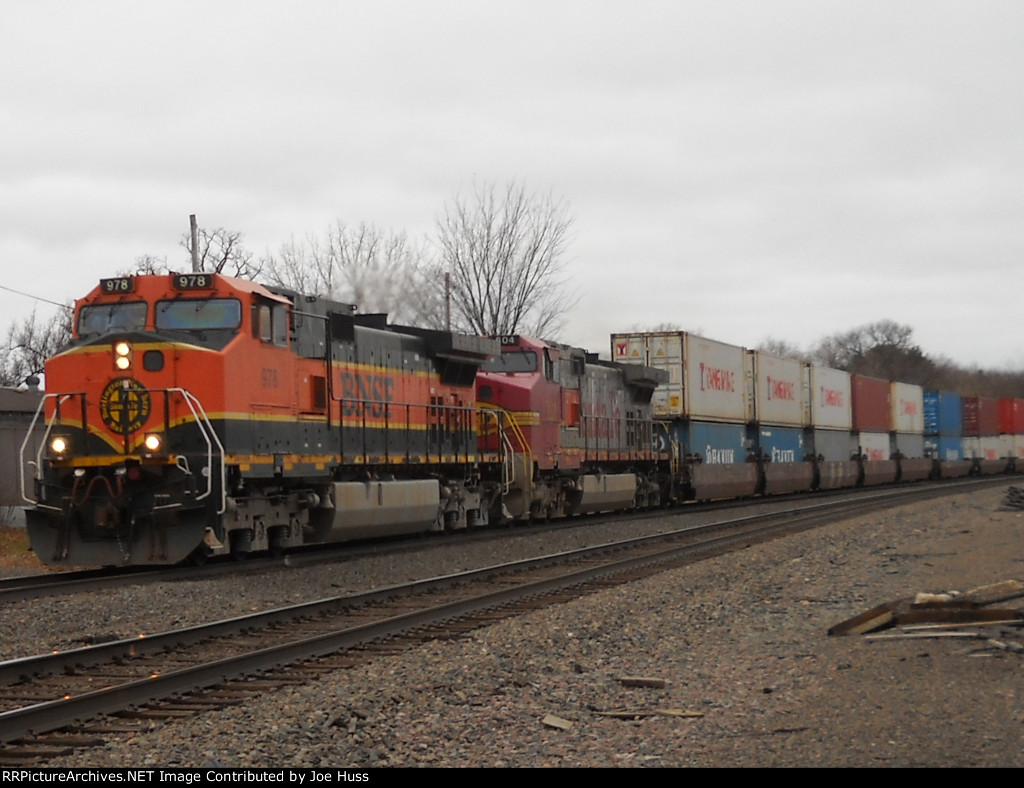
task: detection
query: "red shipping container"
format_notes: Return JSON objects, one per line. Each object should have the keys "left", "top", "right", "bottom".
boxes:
{"left": 963, "top": 396, "right": 1000, "bottom": 436}
{"left": 998, "top": 398, "right": 1024, "bottom": 434}
{"left": 851, "top": 374, "right": 890, "bottom": 432}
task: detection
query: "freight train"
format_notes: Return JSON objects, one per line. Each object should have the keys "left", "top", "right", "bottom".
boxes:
{"left": 19, "top": 273, "right": 1022, "bottom": 568}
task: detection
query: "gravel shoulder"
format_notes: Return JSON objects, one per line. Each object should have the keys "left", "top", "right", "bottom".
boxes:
{"left": 9, "top": 481, "right": 1024, "bottom": 768}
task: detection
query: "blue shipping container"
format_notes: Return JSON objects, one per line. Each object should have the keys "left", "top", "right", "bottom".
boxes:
{"left": 924, "top": 435, "right": 963, "bottom": 461}
{"left": 660, "top": 420, "right": 749, "bottom": 465}
{"left": 749, "top": 425, "right": 805, "bottom": 463}
{"left": 924, "top": 391, "right": 963, "bottom": 436}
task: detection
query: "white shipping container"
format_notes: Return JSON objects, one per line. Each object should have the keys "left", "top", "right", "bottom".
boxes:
{"left": 1009, "top": 435, "right": 1024, "bottom": 459}
{"left": 890, "top": 382, "right": 924, "bottom": 434}
{"left": 747, "top": 351, "right": 805, "bottom": 427}
{"left": 854, "top": 431, "right": 890, "bottom": 462}
{"left": 611, "top": 331, "right": 747, "bottom": 422}
{"left": 804, "top": 365, "right": 852, "bottom": 431}
{"left": 962, "top": 436, "right": 1007, "bottom": 460}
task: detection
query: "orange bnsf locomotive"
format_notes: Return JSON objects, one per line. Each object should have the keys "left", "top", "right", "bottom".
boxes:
{"left": 23, "top": 273, "right": 504, "bottom": 566}
{"left": 22, "top": 274, "right": 667, "bottom": 567}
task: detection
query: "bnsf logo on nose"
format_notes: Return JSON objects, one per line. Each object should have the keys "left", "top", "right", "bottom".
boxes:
{"left": 339, "top": 372, "right": 394, "bottom": 418}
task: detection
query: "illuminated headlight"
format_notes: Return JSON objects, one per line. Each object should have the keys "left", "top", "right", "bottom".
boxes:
{"left": 143, "top": 433, "right": 163, "bottom": 454}
{"left": 114, "top": 340, "right": 132, "bottom": 371}
{"left": 49, "top": 435, "right": 71, "bottom": 458}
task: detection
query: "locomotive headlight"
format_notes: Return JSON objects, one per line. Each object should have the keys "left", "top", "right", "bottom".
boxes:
{"left": 114, "top": 340, "right": 132, "bottom": 371}
{"left": 49, "top": 435, "right": 71, "bottom": 458}
{"left": 142, "top": 433, "right": 164, "bottom": 454}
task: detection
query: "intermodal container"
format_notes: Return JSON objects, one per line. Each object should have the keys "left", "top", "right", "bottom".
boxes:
{"left": 805, "top": 427, "right": 855, "bottom": 462}
{"left": 893, "top": 433, "right": 925, "bottom": 459}
{"left": 963, "top": 435, "right": 1006, "bottom": 460}
{"left": 803, "top": 365, "right": 852, "bottom": 431}
{"left": 923, "top": 391, "right": 962, "bottom": 436}
{"left": 854, "top": 431, "right": 890, "bottom": 462}
{"left": 924, "top": 435, "right": 964, "bottom": 462}
{"left": 1005, "top": 435, "right": 1024, "bottom": 460}
{"left": 746, "top": 351, "right": 805, "bottom": 427}
{"left": 749, "top": 425, "right": 805, "bottom": 463}
{"left": 851, "top": 375, "right": 890, "bottom": 433}
{"left": 660, "top": 419, "right": 749, "bottom": 465}
{"left": 962, "top": 396, "right": 1000, "bottom": 436}
{"left": 611, "top": 332, "right": 747, "bottom": 422}
{"left": 998, "top": 398, "right": 1024, "bottom": 435}
{"left": 890, "top": 382, "right": 924, "bottom": 435}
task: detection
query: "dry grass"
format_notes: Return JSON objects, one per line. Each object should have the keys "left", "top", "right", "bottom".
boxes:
{"left": 0, "top": 526, "right": 44, "bottom": 570}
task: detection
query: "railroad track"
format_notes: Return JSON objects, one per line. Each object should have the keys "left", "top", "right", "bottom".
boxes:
{"left": 1, "top": 477, "right": 1012, "bottom": 764}
{"left": 1, "top": 476, "right": 1010, "bottom": 603}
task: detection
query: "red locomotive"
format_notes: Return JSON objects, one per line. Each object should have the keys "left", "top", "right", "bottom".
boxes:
{"left": 476, "top": 335, "right": 667, "bottom": 520}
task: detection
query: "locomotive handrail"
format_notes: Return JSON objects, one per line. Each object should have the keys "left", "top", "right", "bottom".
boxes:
{"left": 165, "top": 388, "right": 227, "bottom": 514}
{"left": 20, "top": 392, "right": 80, "bottom": 506}
{"left": 478, "top": 403, "right": 531, "bottom": 495}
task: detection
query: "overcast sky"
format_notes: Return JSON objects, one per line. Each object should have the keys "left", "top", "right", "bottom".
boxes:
{"left": 3, "top": 1, "right": 1022, "bottom": 370}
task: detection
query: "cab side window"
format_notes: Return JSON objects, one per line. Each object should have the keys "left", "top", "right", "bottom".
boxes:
{"left": 254, "top": 302, "right": 289, "bottom": 347}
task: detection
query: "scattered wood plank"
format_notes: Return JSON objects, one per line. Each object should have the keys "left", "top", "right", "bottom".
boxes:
{"left": 615, "top": 676, "right": 670, "bottom": 688}
{"left": 828, "top": 600, "right": 903, "bottom": 636}
{"left": 541, "top": 714, "right": 573, "bottom": 730}
{"left": 965, "top": 580, "right": 1024, "bottom": 605}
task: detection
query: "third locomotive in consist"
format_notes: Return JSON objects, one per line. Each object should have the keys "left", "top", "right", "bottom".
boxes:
{"left": 20, "top": 272, "right": 1023, "bottom": 568}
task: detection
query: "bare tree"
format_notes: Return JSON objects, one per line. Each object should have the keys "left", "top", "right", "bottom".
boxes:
{"left": 263, "top": 221, "right": 435, "bottom": 324}
{"left": 436, "top": 180, "right": 577, "bottom": 339}
{"left": 0, "top": 306, "right": 73, "bottom": 387}
{"left": 811, "top": 320, "right": 938, "bottom": 384}
{"left": 758, "top": 337, "right": 810, "bottom": 361}
{"left": 181, "top": 226, "right": 261, "bottom": 279}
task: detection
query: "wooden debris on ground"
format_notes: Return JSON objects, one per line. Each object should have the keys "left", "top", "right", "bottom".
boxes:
{"left": 829, "top": 579, "right": 1024, "bottom": 653}
{"left": 1001, "top": 486, "right": 1024, "bottom": 510}
{"left": 594, "top": 708, "right": 704, "bottom": 720}
{"left": 541, "top": 714, "right": 574, "bottom": 730}
{"left": 615, "top": 676, "right": 671, "bottom": 689}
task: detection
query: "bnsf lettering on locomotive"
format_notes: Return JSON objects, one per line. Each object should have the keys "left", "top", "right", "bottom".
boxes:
{"left": 340, "top": 372, "right": 394, "bottom": 418}
{"left": 766, "top": 376, "right": 795, "bottom": 401}
{"left": 820, "top": 387, "right": 844, "bottom": 408}
{"left": 699, "top": 363, "right": 735, "bottom": 393}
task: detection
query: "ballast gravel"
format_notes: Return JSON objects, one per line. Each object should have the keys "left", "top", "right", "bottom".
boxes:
{"left": 5, "top": 483, "right": 1024, "bottom": 768}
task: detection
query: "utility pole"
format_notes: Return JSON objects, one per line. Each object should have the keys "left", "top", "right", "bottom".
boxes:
{"left": 190, "top": 214, "right": 200, "bottom": 272}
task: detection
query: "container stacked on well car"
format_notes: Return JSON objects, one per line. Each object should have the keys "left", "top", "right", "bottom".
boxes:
{"left": 612, "top": 331, "right": 758, "bottom": 501}
{"left": 963, "top": 396, "right": 1005, "bottom": 474}
{"left": 998, "top": 397, "right": 1024, "bottom": 473}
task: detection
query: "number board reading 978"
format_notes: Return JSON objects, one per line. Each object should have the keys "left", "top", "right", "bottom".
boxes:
{"left": 173, "top": 273, "right": 215, "bottom": 290}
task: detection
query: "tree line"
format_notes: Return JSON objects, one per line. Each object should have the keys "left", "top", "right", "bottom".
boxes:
{"left": 2, "top": 179, "right": 1022, "bottom": 398}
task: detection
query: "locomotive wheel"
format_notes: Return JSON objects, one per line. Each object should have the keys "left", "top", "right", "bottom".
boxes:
{"left": 230, "top": 529, "right": 253, "bottom": 560}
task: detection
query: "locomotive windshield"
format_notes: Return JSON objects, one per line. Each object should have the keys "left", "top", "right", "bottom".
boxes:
{"left": 155, "top": 298, "right": 242, "bottom": 331}
{"left": 77, "top": 302, "right": 148, "bottom": 337}
{"left": 481, "top": 349, "right": 538, "bottom": 373}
